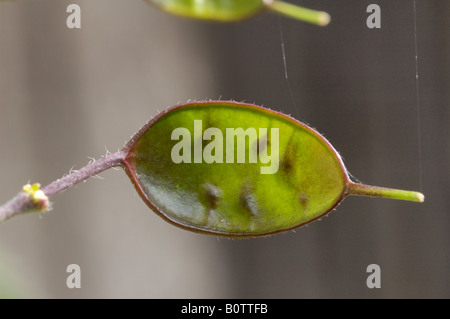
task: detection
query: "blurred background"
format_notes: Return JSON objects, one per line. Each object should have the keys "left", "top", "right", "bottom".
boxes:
{"left": 0, "top": 0, "right": 448, "bottom": 298}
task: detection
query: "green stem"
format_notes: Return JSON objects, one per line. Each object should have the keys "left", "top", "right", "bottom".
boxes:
{"left": 347, "top": 182, "right": 424, "bottom": 202}
{"left": 266, "top": 1, "right": 331, "bottom": 26}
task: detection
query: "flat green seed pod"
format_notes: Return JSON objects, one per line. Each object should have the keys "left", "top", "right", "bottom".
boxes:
{"left": 145, "top": 0, "right": 331, "bottom": 25}
{"left": 122, "top": 101, "right": 423, "bottom": 237}
{"left": 147, "top": 0, "right": 263, "bottom": 21}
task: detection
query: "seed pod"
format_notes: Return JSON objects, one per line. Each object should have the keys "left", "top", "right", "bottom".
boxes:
{"left": 122, "top": 101, "right": 423, "bottom": 237}
{"left": 144, "top": 0, "right": 331, "bottom": 25}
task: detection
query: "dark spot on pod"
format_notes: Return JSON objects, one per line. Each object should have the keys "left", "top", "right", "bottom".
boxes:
{"left": 280, "top": 133, "right": 298, "bottom": 174}
{"left": 280, "top": 156, "right": 294, "bottom": 173}
{"left": 202, "top": 183, "right": 222, "bottom": 209}
{"left": 255, "top": 134, "right": 270, "bottom": 154}
{"left": 299, "top": 192, "right": 309, "bottom": 208}
{"left": 299, "top": 192, "right": 309, "bottom": 221}
{"left": 280, "top": 146, "right": 296, "bottom": 174}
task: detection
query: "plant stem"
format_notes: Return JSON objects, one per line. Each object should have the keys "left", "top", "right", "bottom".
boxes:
{"left": 347, "top": 182, "right": 424, "bottom": 202}
{"left": 41, "top": 151, "right": 124, "bottom": 196}
{"left": 0, "top": 151, "right": 125, "bottom": 223}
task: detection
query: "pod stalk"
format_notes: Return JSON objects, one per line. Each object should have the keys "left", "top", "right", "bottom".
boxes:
{"left": 347, "top": 182, "right": 424, "bottom": 202}
{"left": 265, "top": 0, "right": 331, "bottom": 26}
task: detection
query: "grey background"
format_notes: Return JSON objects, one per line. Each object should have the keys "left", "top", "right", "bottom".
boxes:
{"left": 0, "top": 0, "right": 448, "bottom": 298}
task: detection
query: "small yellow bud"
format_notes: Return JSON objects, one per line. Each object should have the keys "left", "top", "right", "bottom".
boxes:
{"left": 22, "top": 183, "right": 49, "bottom": 211}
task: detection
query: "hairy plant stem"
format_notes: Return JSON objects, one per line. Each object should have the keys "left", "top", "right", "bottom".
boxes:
{"left": 0, "top": 151, "right": 125, "bottom": 223}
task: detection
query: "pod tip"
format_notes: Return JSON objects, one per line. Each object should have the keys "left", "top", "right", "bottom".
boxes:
{"left": 417, "top": 192, "right": 425, "bottom": 203}
{"left": 318, "top": 12, "right": 331, "bottom": 26}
